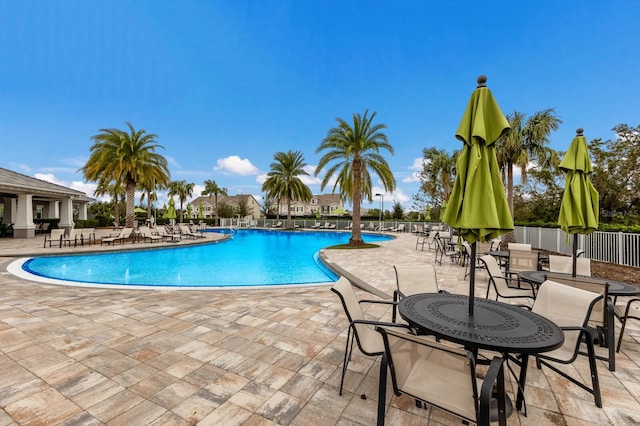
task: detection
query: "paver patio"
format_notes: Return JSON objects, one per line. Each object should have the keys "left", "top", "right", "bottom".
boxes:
{"left": 0, "top": 231, "right": 639, "bottom": 425}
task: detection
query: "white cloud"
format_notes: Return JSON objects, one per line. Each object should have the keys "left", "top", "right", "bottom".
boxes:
{"left": 71, "top": 181, "right": 98, "bottom": 198}
{"left": 34, "top": 173, "right": 61, "bottom": 185}
{"left": 214, "top": 156, "right": 259, "bottom": 176}
{"left": 255, "top": 173, "right": 268, "bottom": 185}
{"left": 402, "top": 157, "right": 425, "bottom": 183}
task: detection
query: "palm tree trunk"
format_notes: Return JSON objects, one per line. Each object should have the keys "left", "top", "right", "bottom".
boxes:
{"left": 113, "top": 194, "right": 120, "bottom": 227}
{"left": 350, "top": 158, "right": 364, "bottom": 245}
{"left": 286, "top": 199, "right": 292, "bottom": 228}
{"left": 126, "top": 182, "right": 135, "bottom": 228}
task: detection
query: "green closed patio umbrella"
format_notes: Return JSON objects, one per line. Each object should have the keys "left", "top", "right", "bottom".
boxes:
{"left": 557, "top": 128, "right": 599, "bottom": 277}
{"left": 442, "top": 75, "right": 513, "bottom": 315}
{"left": 166, "top": 197, "right": 177, "bottom": 225}
{"left": 186, "top": 204, "right": 192, "bottom": 220}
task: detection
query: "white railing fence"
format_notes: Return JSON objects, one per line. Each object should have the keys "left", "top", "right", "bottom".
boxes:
{"left": 515, "top": 226, "right": 640, "bottom": 268}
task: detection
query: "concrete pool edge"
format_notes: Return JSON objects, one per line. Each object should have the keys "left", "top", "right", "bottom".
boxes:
{"left": 318, "top": 249, "right": 391, "bottom": 299}
{"left": 7, "top": 257, "right": 335, "bottom": 291}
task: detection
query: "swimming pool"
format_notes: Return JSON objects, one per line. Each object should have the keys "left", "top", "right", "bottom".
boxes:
{"left": 17, "top": 229, "right": 393, "bottom": 288}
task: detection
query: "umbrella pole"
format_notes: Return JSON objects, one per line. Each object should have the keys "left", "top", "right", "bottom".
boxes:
{"left": 469, "top": 241, "right": 476, "bottom": 316}
{"left": 572, "top": 234, "right": 578, "bottom": 277}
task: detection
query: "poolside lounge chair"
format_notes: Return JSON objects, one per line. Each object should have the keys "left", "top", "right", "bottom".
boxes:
{"left": 44, "top": 229, "right": 72, "bottom": 248}
{"left": 393, "top": 223, "right": 405, "bottom": 232}
{"left": 273, "top": 221, "right": 283, "bottom": 228}
{"left": 138, "top": 226, "right": 164, "bottom": 242}
{"left": 79, "top": 228, "right": 96, "bottom": 246}
{"left": 310, "top": 222, "right": 321, "bottom": 229}
{"left": 101, "top": 227, "right": 133, "bottom": 245}
{"left": 179, "top": 224, "right": 199, "bottom": 239}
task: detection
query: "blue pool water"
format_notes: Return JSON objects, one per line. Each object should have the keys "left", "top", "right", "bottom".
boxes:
{"left": 22, "top": 229, "right": 392, "bottom": 288}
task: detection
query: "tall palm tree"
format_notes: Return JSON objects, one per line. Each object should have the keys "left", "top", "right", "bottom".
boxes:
{"left": 496, "top": 109, "right": 562, "bottom": 216}
{"left": 201, "top": 179, "right": 228, "bottom": 225}
{"left": 315, "top": 110, "right": 396, "bottom": 246}
{"left": 82, "top": 122, "right": 170, "bottom": 228}
{"left": 168, "top": 180, "right": 195, "bottom": 223}
{"left": 261, "top": 150, "right": 312, "bottom": 228}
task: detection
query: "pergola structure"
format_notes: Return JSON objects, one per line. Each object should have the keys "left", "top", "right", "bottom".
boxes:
{"left": 0, "top": 167, "right": 93, "bottom": 238}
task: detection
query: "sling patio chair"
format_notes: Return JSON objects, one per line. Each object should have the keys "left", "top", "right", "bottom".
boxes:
{"left": 44, "top": 228, "right": 72, "bottom": 248}
{"left": 434, "top": 235, "right": 460, "bottom": 265}
{"left": 375, "top": 325, "right": 511, "bottom": 426}
{"left": 548, "top": 255, "right": 591, "bottom": 276}
{"left": 529, "top": 280, "right": 605, "bottom": 407}
{"left": 614, "top": 297, "right": 640, "bottom": 352}
{"left": 330, "top": 276, "right": 404, "bottom": 396}
{"left": 391, "top": 264, "right": 447, "bottom": 322}
{"left": 543, "top": 272, "right": 615, "bottom": 371}
{"left": 479, "top": 255, "right": 536, "bottom": 307}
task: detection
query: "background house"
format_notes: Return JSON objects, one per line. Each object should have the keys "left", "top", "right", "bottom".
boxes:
{"left": 280, "top": 194, "right": 345, "bottom": 217}
{"left": 188, "top": 194, "right": 262, "bottom": 220}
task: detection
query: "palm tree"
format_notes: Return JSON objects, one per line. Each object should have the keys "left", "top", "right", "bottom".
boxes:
{"left": 261, "top": 150, "right": 312, "bottom": 228}
{"left": 201, "top": 179, "right": 228, "bottom": 226}
{"left": 82, "top": 122, "right": 170, "bottom": 228}
{"left": 496, "top": 109, "right": 562, "bottom": 216}
{"left": 139, "top": 177, "right": 164, "bottom": 221}
{"left": 315, "top": 110, "right": 396, "bottom": 245}
{"left": 419, "top": 147, "right": 457, "bottom": 208}
{"left": 168, "top": 180, "right": 195, "bottom": 223}
{"left": 94, "top": 180, "right": 125, "bottom": 227}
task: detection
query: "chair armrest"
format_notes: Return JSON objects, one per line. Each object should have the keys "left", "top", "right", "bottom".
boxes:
{"left": 353, "top": 319, "right": 411, "bottom": 329}
{"left": 359, "top": 299, "right": 397, "bottom": 307}
{"left": 479, "top": 356, "right": 506, "bottom": 425}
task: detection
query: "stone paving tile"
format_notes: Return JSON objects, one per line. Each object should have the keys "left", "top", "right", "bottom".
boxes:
{"left": 1, "top": 232, "right": 639, "bottom": 424}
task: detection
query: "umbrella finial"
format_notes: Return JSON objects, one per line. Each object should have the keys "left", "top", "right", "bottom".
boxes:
{"left": 576, "top": 128, "right": 584, "bottom": 136}
{"left": 477, "top": 75, "right": 487, "bottom": 87}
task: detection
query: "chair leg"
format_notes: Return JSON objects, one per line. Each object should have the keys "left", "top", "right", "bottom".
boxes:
{"left": 616, "top": 317, "right": 627, "bottom": 353}
{"left": 585, "top": 336, "right": 603, "bottom": 408}
{"left": 377, "top": 353, "right": 388, "bottom": 426}
{"left": 339, "top": 328, "right": 355, "bottom": 395}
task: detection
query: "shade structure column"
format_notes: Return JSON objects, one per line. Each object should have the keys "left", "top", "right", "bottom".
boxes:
{"left": 59, "top": 197, "right": 74, "bottom": 233}
{"left": 13, "top": 193, "right": 35, "bottom": 238}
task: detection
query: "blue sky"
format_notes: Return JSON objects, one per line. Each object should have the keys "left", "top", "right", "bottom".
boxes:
{"left": 1, "top": 1, "right": 639, "bottom": 211}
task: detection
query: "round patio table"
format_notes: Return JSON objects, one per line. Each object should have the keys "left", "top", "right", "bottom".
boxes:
{"left": 399, "top": 293, "right": 564, "bottom": 411}
{"left": 518, "top": 270, "right": 640, "bottom": 297}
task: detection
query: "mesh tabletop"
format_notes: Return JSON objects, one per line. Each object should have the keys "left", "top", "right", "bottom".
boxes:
{"left": 399, "top": 293, "right": 564, "bottom": 354}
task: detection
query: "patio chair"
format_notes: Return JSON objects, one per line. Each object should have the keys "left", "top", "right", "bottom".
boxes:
{"left": 375, "top": 326, "right": 511, "bottom": 426}
{"left": 489, "top": 238, "right": 502, "bottom": 251}
{"left": 614, "top": 297, "right": 640, "bottom": 352}
{"left": 393, "top": 223, "right": 405, "bottom": 233}
{"left": 273, "top": 221, "right": 283, "bottom": 228}
{"left": 44, "top": 228, "right": 72, "bottom": 248}
{"left": 548, "top": 255, "right": 591, "bottom": 276}
{"left": 330, "top": 276, "right": 403, "bottom": 395}
{"left": 79, "top": 228, "right": 96, "bottom": 246}
{"left": 392, "top": 264, "right": 446, "bottom": 322}
{"left": 543, "top": 272, "right": 615, "bottom": 371}
{"left": 507, "top": 243, "right": 531, "bottom": 251}
{"left": 479, "top": 255, "right": 536, "bottom": 306}
{"left": 506, "top": 250, "right": 540, "bottom": 288}
{"left": 138, "top": 226, "right": 165, "bottom": 242}
{"left": 462, "top": 241, "right": 487, "bottom": 279}
{"left": 434, "top": 236, "right": 460, "bottom": 265}
{"left": 530, "top": 280, "right": 604, "bottom": 407}
{"left": 101, "top": 227, "right": 133, "bottom": 245}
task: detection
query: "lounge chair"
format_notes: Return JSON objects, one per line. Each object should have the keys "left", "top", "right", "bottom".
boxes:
{"left": 101, "top": 227, "right": 133, "bottom": 245}
{"left": 179, "top": 225, "right": 199, "bottom": 239}
{"left": 273, "top": 221, "right": 283, "bottom": 228}
{"left": 138, "top": 226, "right": 165, "bottom": 242}
{"left": 44, "top": 229, "right": 72, "bottom": 248}
{"left": 393, "top": 223, "right": 405, "bottom": 232}
{"left": 310, "top": 222, "right": 321, "bottom": 229}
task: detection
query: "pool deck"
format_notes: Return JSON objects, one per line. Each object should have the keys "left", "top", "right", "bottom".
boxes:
{"left": 0, "top": 230, "right": 639, "bottom": 425}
